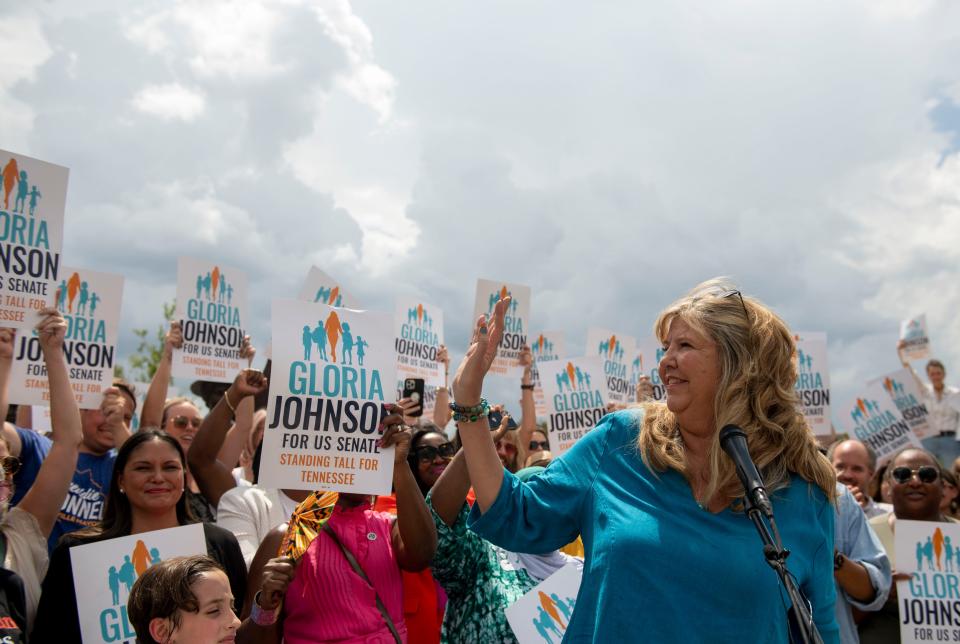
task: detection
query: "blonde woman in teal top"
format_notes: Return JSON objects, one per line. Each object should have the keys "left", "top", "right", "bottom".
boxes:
{"left": 453, "top": 279, "right": 841, "bottom": 642}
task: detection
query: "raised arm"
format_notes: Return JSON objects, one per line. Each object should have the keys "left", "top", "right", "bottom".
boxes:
{"left": 189, "top": 369, "right": 268, "bottom": 508}
{"left": 382, "top": 403, "right": 437, "bottom": 572}
{"left": 451, "top": 299, "right": 512, "bottom": 512}
{"left": 18, "top": 309, "right": 82, "bottom": 537}
{"left": 518, "top": 345, "right": 536, "bottom": 448}
{"left": 432, "top": 345, "right": 452, "bottom": 428}
{"left": 897, "top": 339, "right": 927, "bottom": 394}
{"left": 216, "top": 336, "right": 256, "bottom": 469}
{"left": 140, "top": 321, "right": 182, "bottom": 428}
{"left": 0, "top": 329, "right": 23, "bottom": 455}
{"left": 237, "top": 526, "right": 293, "bottom": 644}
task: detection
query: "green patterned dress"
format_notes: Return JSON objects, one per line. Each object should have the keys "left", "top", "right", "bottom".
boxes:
{"left": 427, "top": 497, "right": 538, "bottom": 643}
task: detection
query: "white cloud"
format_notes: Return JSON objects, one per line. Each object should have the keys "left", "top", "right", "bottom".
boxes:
{"left": 131, "top": 82, "right": 206, "bottom": 121}
{"left": 0, "top": 11, "right": 53, "bottom": 150}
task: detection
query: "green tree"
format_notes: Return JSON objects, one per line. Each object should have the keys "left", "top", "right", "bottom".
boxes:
{"left": 115, "top": 301, "right": 176, "bottom": 382}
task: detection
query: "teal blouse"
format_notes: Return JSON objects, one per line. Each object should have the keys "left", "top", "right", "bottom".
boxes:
{"left": 468, "top": 410, "right": 840, "bottom": 643}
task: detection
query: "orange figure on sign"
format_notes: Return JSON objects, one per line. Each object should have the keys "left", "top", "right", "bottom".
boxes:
{"left": 539, "top": 591, "right": 566, "bottom": 629}
{"left": 131, "top": 539, "right": 151, "bottom": 576}
{"left": 211, "top": 266, "right": 220, "bottom": 301}
{"left": 1, "top": 158, "right": 18, "bottom": 210}
{"left": 328, "top": 286, "right": 340, "bottom": 306}
{"left": 325, "top": 311, "right": 343, "bottom": 363}
{"left": 934, "top": 527, "right": 945, "bottom": 570}
{"left": 67, "top": 272, "right": 81, "bottom": 313}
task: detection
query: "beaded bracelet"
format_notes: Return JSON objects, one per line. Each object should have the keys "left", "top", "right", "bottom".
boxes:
{"left": 449, "top": 398, "right": 490, "bottom": 422}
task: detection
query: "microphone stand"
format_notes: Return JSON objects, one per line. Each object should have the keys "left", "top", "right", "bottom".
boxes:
{"left": 743, "top": 494, "right": 823, "bottom": 644}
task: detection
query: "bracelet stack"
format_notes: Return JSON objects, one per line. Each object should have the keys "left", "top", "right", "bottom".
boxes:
{"left": 449, "top": 398, "right": 490, "bottom": 423}
{"left": 251, "top": 591, "right": 280, "bottom": 626}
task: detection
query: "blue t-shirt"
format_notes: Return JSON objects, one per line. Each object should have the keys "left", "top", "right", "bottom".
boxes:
{"left": 468, "top": 409, "right": 840, "bottom": 643}
{"left": 47, "top": 451, "right": 116, "bottom": 552}
{"left": 11, "top": 427, "right": 49, "bottom": 506}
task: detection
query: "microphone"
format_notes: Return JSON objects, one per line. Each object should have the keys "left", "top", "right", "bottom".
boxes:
{"left": 719, "top": 425, "right": 773, "bottom": 517}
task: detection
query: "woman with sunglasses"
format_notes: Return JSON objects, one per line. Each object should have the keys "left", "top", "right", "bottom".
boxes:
{"left": 859, "top": 447, "right": 955, "bottom": 643}
{"left": 0, "top": 309, "right": 82, "bottom": 634}
{"left": 32, "top": 430, "right": 247, "bottom": 642}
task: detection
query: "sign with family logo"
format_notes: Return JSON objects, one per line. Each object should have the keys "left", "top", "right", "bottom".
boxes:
{"left": 900, "top": 314, "right": 932, "bottom": 362}
{"left": 505, "top": 564, "right": 582, "bottom": 644}
{"left": 585, "top": 328, "right": 637, "bottom": 405}
{"left": 635, "top": 336, "right": 666, "bottom": 402}
{"left": 70, "top": 523, "right": 206, "bottom": 644}
{"left": 793, "top": 332, "right": 831, "bottom": 436}
{"left": 9, "top": 267, "right": 122, "bottom": 409}
{"left": 894, "top": 520, "right": 960, "bottom": 644}
{"left": 538, "top": 357, "right": 607, "bottom": 456}
{"left": 530, "top": 331, "right": 566, "bottom": 418}
{"left": 837, "top": 382, "right": 922, "bottom": 464}
{"left": 472, "top": 279, "right": 531, "bottom": 377}
{"left": 260, "top": 299, "right": 397, "bottom": 495}
{"left": 0, "top": 149, "right": 68, "bottom": 330}
{"left": 868, "top": 368, "right": 932, "bottom": 441}
{"left": 394, "top": 298, "right": 444, "bottom": 387}
{"left": 171, "top": 257, "right": 249, "bottom": 384}
{"left": 298, "top": 266, "right": 359, "bottom": 309}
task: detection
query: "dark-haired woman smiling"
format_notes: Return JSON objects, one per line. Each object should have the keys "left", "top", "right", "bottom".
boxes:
{"left": 33, "top": 430, "right": 247, "bottom": 642}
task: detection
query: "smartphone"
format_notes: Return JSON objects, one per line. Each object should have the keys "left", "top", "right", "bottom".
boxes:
{"left": 488, "top": 409, "right": 518, "bottom": 431}
{"left": 401, "top": 378, "right": 424, "bottom": 417}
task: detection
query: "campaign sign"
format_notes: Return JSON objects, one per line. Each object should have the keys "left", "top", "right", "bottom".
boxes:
{"left": 395, "top": 298, "right": 444, "bottom": 387}
{"left": 530, "top": 331, "right": 566, "bottom": 417}
{"left": 895, "top": 520, "right": 960, "bottom": 644}
{"left": 837, "top": 382, "right": 922, "bottom": 464}
{"left": 585, "top": 328, "right": 637, "bottom": 405}
{"left": 0, "top": 149, "right": 67, "bottom": 329}
{"left": 793, "top": 332, "right": 831, "bottom": 436}
{"left": 260, "top": 299, "right": 396, "bottom": 494}
{"left": 71, "top": 523, "right": 206, "bottom": 644}
{"left": 900, "top": 314, "right": 932, "bottom": 362}
{"left": 505, "top": 564, "right": 583, "bottom": 644}
{"left": 635, "top": 336, "right": 666, "bottom": 402}
{"left": 172, "top": 257, "right": 248, "bottom": 384}
{"left": 298, "top": 266, "right": 359, "bottom": 309}
{"left": 472, "top": 279, "right": 531, "bottom": 377}
{"left": 538, "top": 357, "right": 607, "bottom": 456}
{"left": 869, "top": 368, "right": 932, "bottom": 441}
{"left": 9, "top": 267, "right": 123, "bottom": 409}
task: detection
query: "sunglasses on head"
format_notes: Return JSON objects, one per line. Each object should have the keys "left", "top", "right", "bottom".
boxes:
{"left": 529, "top": 440, "right": 549, "bottom": 451}
{"left": 0, "top": 456, "right": 20, "bottom": 477}
{"left": 171, "top": 416, "right": 202, "bottom": 430}
{"left": 415, "top": 443, "right": 456, "bottom": 463}
{"left": 891, "top": 466, "right": 939, "bottom": 484}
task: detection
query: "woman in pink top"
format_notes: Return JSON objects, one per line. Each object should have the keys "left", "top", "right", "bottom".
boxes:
{"left": 237, "top": 407, "right": 437, "bottom": 644}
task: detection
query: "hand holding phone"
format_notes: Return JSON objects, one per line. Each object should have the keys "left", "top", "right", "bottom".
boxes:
{"left": 401, "top": 378, "right": 425, "bottom": 417}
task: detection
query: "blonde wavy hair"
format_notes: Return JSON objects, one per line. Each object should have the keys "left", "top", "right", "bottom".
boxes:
{"left": 637, "top": 278, "right": 836, "bottom": 507}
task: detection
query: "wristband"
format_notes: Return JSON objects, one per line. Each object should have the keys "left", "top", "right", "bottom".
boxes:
{"left": 251, "top": 591, "right": 280, "bottom": 626}
{"left": 520, "top": 384, "right": 534, "bottom": 390}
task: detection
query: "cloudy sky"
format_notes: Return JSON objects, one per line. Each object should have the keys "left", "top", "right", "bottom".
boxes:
{"left": 1, "top": 0, "right": 959, "bottom": 422}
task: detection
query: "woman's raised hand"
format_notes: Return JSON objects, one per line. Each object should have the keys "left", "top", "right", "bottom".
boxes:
{"left": 451, "top": 297, "right": 510, "bottom": 405}
{"left": 35, "top": 307, "right": 67, "bottom": 354}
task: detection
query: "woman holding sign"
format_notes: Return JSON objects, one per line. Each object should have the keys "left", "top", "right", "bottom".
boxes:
{"left": 33, "top": 429, "right": 248, "bottom": 642}
{"left": 454, "top": 280, "right": 840, "bottom": 642}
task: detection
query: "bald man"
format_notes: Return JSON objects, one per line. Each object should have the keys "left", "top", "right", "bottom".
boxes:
{"left": 829, "top": 439, "right": 892, "bottom": 519}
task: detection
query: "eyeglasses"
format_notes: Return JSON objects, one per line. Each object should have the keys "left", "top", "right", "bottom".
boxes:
{"left": 891, "top": 466, "right": 940, "bottom": 484}
{"left": 0, "top": 456, "right": 20, "bottom": 477}
{"left": 495, "top": 440, "right": 517, "bottom": 454}
{"left": 529, "top": 440, "right": 549, "bottom": 451}
{"left": 415, "top": 443, "right": 456, "bottom": 463}
{"left": 718, "top": 289, "right": 749, "bottom": 319}
{"left": 171, "top": 416, "right": 202, "bottom": 430}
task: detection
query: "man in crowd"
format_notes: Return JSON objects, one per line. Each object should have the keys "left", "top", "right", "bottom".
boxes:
{"left": 830, "top": 439, "right": 891, "bottom": 519}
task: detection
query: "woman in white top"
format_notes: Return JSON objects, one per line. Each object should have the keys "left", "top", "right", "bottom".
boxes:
{"left": 0, "top": 308, "right": 83, "bottom": 632}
